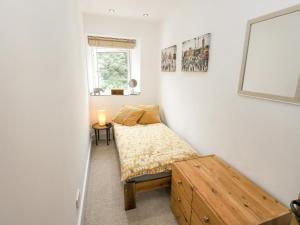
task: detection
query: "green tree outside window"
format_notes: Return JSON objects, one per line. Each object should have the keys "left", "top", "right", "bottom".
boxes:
{"left": 96, "top": 52, "right": 129, "bottom": 90}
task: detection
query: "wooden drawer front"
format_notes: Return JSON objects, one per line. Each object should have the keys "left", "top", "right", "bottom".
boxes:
{"left": 192, "top": 210, "right": 220, "bottom": 225}
{"left": 192, "top": 191, "right": 224, "bottom": 225}
{"left": 172, "top": 184, "right": 191, "bottom": 223}
{"left": 171, "top": 197, "right": 189, "bottom": 225}
{"left": 172, "top": 165, "right": 193, "bottom": 203}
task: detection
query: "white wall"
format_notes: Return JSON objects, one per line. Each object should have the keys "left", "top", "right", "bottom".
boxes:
{"left": 83, "top": 14, "right": 160, "bottom": 123}
{"left": 159, "top": 0, "right": 300, "bottom": 206}
{"left": 0, "top": 0, "right": 90, "bottom": 225}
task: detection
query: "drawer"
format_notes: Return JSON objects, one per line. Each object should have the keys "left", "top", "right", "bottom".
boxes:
{"left": 191, "top": 210, "right": 219, "bottom": 225}
{"left": 172, "top": 165, "right": 193, "bottom": 204}
{"left": 192, "top": 190, "right": 224, "bottom": 225}
{"left": 171, "top": 184, "right": 192, "bottom": 223}
{"left": 171, "top": 196, "right": 189, "bottom": 225}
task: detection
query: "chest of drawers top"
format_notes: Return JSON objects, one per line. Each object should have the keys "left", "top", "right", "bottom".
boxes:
{"left": 172, "top": 155, "right": 291, "bottom": 225}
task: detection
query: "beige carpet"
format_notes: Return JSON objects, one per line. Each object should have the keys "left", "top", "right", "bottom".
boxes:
{"left": 84, "top": 141, "right": 177, "bottom": 225}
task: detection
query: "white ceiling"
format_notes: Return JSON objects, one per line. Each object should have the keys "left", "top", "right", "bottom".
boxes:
{"left": 79, "top": 0, "right": 180, "bottom": 21}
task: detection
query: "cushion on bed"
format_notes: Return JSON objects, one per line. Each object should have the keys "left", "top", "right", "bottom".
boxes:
{"left": 138, "top": 105, "right": 161, "bottom": 125}
{"left": 113, "top": 105, "right": 145, "bottom": 126}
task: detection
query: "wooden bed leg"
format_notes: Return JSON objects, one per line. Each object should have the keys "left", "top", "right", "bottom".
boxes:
{"left": 124, "top": 182, "right": 136, "bottom": 210}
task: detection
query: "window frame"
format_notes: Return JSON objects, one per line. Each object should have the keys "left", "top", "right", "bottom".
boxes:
{"left": 90, "top": 47, "right": 132, "bottom": 93}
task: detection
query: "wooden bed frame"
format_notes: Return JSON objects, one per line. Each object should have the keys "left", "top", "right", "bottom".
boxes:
{"left": 112, "top": 124, "right": 172, "bottom": 210}
{"left": 123, "top": 176, "right": 171, "bottom": 210}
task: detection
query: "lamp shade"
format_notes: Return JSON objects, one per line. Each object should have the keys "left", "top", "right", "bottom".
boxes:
{"left": 97, "top": 109, "right": 106, "bottom": 126}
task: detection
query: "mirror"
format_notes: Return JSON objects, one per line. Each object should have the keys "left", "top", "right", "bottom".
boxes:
{"left": 238, "top": 5, "right": 300, "bottom": 104}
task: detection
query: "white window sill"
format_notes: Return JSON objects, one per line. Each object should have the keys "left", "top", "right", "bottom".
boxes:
{"left": 90, "top": 91, "right": 141, "bottom": 96}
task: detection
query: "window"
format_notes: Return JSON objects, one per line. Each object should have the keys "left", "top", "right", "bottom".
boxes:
{"left": 87, "top": 36, "right": 139, "bottom": 96}
{"left": 94, "top": 48, "right": 131, "bottom": 92}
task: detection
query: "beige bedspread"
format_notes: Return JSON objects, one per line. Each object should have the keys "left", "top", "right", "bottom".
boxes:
{"left": 114, "top": 123, "right": 199, "bottom": 181}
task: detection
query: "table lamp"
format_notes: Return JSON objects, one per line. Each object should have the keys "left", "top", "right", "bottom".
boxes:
{"left": 97, "top": 109, "right": 106, "bottom": 126}
{"left": 128, "top": 79, "right": 137, "bottom": 94}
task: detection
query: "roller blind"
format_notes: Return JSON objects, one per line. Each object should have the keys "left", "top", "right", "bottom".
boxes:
{"left": 88, "top": 36, "right": 136, "bottom": 49}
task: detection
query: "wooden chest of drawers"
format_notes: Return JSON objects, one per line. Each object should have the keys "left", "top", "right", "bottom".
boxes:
{"left": 171, "top": 155, "right": 291, "bottom": 225}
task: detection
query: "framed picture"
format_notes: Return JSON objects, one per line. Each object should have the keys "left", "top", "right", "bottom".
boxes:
{"left": 161, "top": 45, "right": 177, "bottom": 72}
{"left": 182, "top": 33, "right": 211, "bottom": 72}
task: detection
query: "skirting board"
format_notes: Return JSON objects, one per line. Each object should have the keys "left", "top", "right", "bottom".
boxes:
{"left": 77, "top": 140, "right": 92, "bottom": 225}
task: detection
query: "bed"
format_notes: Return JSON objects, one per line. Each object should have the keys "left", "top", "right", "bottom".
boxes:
{"left": 113, "top": 122, "right": 199, "bottom": 210}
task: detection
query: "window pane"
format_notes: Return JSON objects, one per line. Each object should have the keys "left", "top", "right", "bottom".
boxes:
{"left": 96, "top": 52, "right": 129, "bottom": 90}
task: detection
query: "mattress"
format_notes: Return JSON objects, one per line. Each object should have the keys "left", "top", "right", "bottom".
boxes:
{"left": 114, "top": 123, "right": 199, "bottom": 181}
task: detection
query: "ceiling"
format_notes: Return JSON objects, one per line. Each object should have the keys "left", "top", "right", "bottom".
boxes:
{"left": 79, "top": 0, "right": 181, "bottom": 21}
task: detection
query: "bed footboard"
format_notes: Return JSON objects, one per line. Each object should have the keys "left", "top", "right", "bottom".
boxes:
{"left": 124, "top": 176, "right": 171, "bottom": 210}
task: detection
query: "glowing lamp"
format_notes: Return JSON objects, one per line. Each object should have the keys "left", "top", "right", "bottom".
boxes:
{"left": 97, "top": 109, "right": 106, "bottom": 126}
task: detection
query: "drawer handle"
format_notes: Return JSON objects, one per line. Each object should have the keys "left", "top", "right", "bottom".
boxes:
{"left": 184, "top": 215, "right": 188, "bottom": 222}
{"left": 177, "top": 180, "right": 183, "bottom": 185}
{"left": 177, "top": 197, "right": 181, "bottom": 202}
{"left": 201, "top": 216, "right": 209, "bottom": 223}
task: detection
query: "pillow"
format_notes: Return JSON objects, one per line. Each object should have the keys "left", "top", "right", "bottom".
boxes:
{"left": 138, "top": 105, "right": 161, "bottom": 125}
{"left": 113, "top": 105, "right": 145, "bottom": 126}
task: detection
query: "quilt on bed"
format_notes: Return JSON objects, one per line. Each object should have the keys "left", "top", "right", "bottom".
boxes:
{"left": 114, "top": 123, "right": 199, "bottom": 181}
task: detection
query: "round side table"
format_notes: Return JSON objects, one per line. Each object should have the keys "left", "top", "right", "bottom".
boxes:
{"left": 92, "top": 123, "right": 112, "bottom": 145}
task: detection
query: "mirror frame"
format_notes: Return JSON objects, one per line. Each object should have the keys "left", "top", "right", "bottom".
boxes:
{"left": 238, "top": 4, "right": 300, "bottom": 105}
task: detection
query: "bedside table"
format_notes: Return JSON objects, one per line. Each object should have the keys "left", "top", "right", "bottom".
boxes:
{"left": 92, "top": 123, "right": 112, "bottom": 145}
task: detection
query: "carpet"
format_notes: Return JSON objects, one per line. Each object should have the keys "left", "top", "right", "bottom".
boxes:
{"left": 84, "top": 141, "right": 177, "bottom": 225}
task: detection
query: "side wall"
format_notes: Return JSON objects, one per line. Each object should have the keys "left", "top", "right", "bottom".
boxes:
{"left": 159, "top": 0, "right": 300, "bottom": 205}
{"left": 0, "top": 0, "right": 90, "bottom": 225}
{"left": 83, "top": 14, "right": 160, "bottom": 123}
